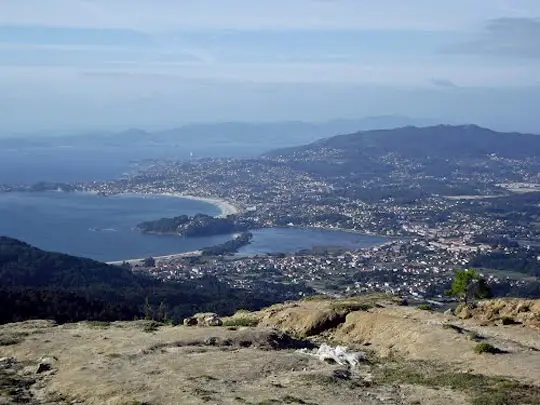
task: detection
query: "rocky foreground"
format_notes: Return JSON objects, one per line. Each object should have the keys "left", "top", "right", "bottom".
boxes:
{"left": 1, "top": 295, "right": 540, "bottom": 405}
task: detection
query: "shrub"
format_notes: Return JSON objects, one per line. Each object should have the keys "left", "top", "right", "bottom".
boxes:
{"left": 142, "top": 321, "right": 163, "bottom": 333}
{"left": 474, "top": 343, "right": 501, "bottom": 354}
{"left": 500, "top": 316, "right": 518, "bottom": 325}
{"left": 222, "top": 317, "right": 259, "bottom": 327}
{"left": 0, "top": 336, "right": 22, "bottom": 346}
{"left": 86, "top": 321, "right": 110, "bottom": 328}
{"left": 417, "top": 304, "right": 431, "bottom": 311}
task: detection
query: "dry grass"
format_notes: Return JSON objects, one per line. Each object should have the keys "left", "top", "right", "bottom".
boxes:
{"left": 373, "top": 360, "right": 540, "bottom": 405}
{"left": 2, "top": 295, "right": 540, "bottom": 405}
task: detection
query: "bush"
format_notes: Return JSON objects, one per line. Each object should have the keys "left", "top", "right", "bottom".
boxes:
{"left": 473, "top": 343, "right": 501, "bottom": 354}
{"left": 500, "top": 316, "right": 518, "bottom": 325}
{"left": 86, "top": 321, "right": 110, "bottom": 328}
{"left": 222, "top": 317, "right": 259, "bottom": 327}
{"left": 143, "top": 321, "right": 163, "bottom": 333}
{"left": 417, "top": 304, "right": 431, "bottom": 311}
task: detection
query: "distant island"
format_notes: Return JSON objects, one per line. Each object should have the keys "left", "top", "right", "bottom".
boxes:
{"left": 136, "top": 213, "right": 253, "bottom": 237}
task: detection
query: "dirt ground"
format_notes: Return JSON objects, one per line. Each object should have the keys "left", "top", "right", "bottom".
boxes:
{"left": 1, "top": 296, "right": 539, "bottom": 405}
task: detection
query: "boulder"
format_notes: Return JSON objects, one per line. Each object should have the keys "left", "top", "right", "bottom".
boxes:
{"left": 36, "top": 356, "right": 57, "bottom": 374}
{"left": 183, "top": 317, "right": 197, "bottom": 327}
{"left": 193, "top": 312, "right": 223, "bottom": 327}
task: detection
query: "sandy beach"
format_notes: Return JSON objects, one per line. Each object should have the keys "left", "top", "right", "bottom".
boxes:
{"left": 162, "top": 193, "right": 240, "bottom": 218}
{"left": 107, "top": 250, "right": 202, "bottom": 266}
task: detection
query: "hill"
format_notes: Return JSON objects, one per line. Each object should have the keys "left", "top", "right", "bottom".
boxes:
{"left": 0, "top": 237, "right": 308, "bottom": 324}
{"left": 263, "top": 124, "right": 540, "bottom": 197}
{"left": 1, "top": 295, "right": 539, "bottom": 405}
{"left": 265, "top": 124, "right": 540, "bottom": 161}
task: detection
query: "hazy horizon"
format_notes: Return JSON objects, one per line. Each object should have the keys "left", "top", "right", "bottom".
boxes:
{"left": 1, "top": 1, "right": 539, "bottom": 134}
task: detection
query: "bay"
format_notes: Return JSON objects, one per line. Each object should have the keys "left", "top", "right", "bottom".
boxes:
{"left": 0, "top": 192, "right": 387, "bottom": 263}
{"left": 0, "top": 192, "right": 228, "bottom": 262}
{"left": 238, "top": 228, "right": 387, "bottom": 256}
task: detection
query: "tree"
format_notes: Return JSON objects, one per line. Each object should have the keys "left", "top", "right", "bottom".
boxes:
{"left": 446, "top": 269, "right": 492, "bottom": 303}
{"left": 143, "top": 257, "right": 156, "bottom": 267}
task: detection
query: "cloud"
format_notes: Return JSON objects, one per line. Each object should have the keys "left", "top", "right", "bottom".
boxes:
{"left": 446, "top": 17, "right": 540, "bottom": 58}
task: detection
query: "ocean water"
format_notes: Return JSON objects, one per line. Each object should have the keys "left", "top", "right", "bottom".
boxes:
{"left": 0, "top": 144, "right": 262, "bottom": 184}
{"left": 0, "top": 192, "right": 386, "bottom": 262}
{"left": 0, "top": 192, "right": 229, "bottom": 262}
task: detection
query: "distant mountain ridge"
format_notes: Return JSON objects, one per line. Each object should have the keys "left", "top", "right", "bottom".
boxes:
{"left": 0, "top": 116, "right": 438, "bottom": 150}
{"left": 264, "top": 124, "right": 540, "bottom": 160}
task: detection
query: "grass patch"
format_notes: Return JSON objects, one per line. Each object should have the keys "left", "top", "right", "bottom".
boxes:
{"left": 142, "top": 321, "right": 163, "bottom": 333}
{"left": 467, "top": 331, "right": 485, "bottom": 341}
{"left": 442, "top": 324, "right": 463, "bottom": 333}
{"left": 222, "top": 317, "right": 259, "bottom": 327}
{"left": 331, "top": 302, "right": 373, "bottom": 312}
{"left": 254, "top": 397, "right": 318, "bottom": 405}
{"left": 0, "top": 368, "right": 35, "bottom": 403}
{"left": 86, "top": 321, "right": 111, "bottom": 328}
{"left": 299, "top": 373, "right": 370, "bottom": 390}
{"left": 0, "top": 336, "right": 22, "bottom": 346}
{"left": 373, "top": 360, "right": 539, "bottom": 405}
{"left": 417, "top": 304, "right": 432, "bottom": 311}
{"left": 473, "top": 343, "right": 502, "bottom": 354}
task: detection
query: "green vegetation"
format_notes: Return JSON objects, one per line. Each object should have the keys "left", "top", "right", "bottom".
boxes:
{"left": 446, "top": 269, "right": 492, "bottom": 300}
{"left": 142, "top": 321, "right": 163, "bottom": 333}
{"left": 137, "top": 213, "right": 250, "bottom": 237}
{"left": 330, "top": 302, "right": 373, "bottom": 312}
{"left": 253, "top": 397, "right": 318, "bottom": 405}
{"left": 373, "top": 360, "right": 540, "bottom": 405}
{"left": 222, "top": 317, "right": 259, "bottom": 327}
{"left": 0, "top": 237, "right": 309, "bottom": 325}
{"left": 467, "top": 331, "right": 485, "bottom": 341}
{"left": 473, "top": 343, "right": 502, "bottom": 354}
{"left": 86, "top": 321, "right": 111, "bottom": 328}
{"left": 471, "top": 247, "right": 540, "bottom": 278}
{"left": 417, "top": 304, "right": 431, "bottom": 311}
{"left": 0, "top": 335, "right": 22, "bottom": 346}
{"left": 201, "top": 232, "right": 253, "bottom": 256}
{"left": 442, "top": 323, "right": 463, "bottom": 332}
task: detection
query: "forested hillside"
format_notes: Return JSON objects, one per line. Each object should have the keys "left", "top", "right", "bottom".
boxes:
{"left": 0, "top": 237, "right": 307, "bottom": 324}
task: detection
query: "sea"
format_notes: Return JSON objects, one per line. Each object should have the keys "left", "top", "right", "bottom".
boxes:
{"left": 0, "top": 145, "right": 387, "bottom": 261}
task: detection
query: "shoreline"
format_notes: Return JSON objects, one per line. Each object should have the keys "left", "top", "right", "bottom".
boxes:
{"left": 106, "top": 191, "right": 240, "bottom": 218}
{"left": 107, "top": 250, "right": 202, "bottom": 266}
{"left": 98, "top": 191, "right": 239, "bottom": 265}
{"left": 160, "top": 193, "right": 240, "bottom": 218}
{"left": 109, "top": 226, "right": 394, "bottom": 266}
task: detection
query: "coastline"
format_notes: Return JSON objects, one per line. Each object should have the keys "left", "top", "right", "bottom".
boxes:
{"left": 110, "top": 191, "right": 240, "bottom": 218}
{"left": 106, "top": 192, "right": 240, "bottom": 265}
{"left": 160, "top": 193, "right": 239, "bottom": 218}
{"left": 107, "top": 250, "right": 202, "bottom": 266}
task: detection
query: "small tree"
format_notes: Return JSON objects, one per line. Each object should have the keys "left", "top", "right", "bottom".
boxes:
{"left": 144, "top": 297, "right": 152, "bottom": 320}
{"left": 446, "top": 269, "right": 492, "bottom": 304}
{"left": 143, "top": 257, "right": 156, "bottom": 267}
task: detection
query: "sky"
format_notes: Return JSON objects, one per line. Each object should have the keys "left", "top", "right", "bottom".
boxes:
{"left": 1, "top": 0, "right": 540, "bottom": 134}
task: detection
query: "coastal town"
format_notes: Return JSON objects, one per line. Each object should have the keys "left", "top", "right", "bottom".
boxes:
{"left": 82, "top": 143, "right": 540, "bottom": 300}
{"left": 2, "top": 126, "right": 540, "bottom": 300}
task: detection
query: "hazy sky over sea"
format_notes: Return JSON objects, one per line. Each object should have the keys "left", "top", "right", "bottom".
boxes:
{"left": 1, "top": 1, "right": 539, "bottom": 133}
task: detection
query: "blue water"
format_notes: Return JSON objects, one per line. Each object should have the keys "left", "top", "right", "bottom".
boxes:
{"left": 238, "top": 228, "right": 387, "bottom": 256}
{"left": 0, "top": 144, "right": 263, "bottom": 184}
{"left": 0, "top": 192, "right": 229, "bottom": 262}
{"left": 0, "top": 192, "right": 386, "bottom": 262}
